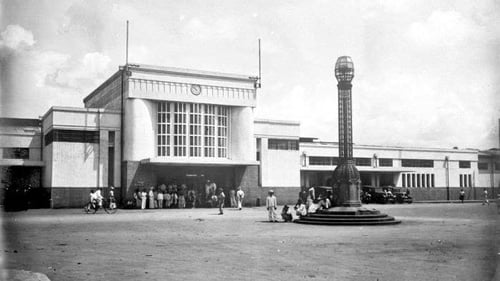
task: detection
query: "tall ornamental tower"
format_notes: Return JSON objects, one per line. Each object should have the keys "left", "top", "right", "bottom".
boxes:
{"left": 332, "top": 56, "right": 361, "bottom": 207}
{"left": 295, "top": 56, "right": 400, "bottom": 225}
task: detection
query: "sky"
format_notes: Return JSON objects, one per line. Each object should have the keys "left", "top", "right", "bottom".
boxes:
{"left": 0, "top": 0, "right": 499, "bottom": 150}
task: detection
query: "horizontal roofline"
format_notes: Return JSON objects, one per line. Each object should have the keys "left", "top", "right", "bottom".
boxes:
{"left": 125, "top": 63, "right": 258, "bottom": 82}
{"left": 299, "top": 141, "right": 479, "bottom": 153}
{"left": 42, "top": 106, "right": 121, "bottom": 120}
{"left": 254, "top": 118, "right": 300, "bottom": 126}
{"left": 83, "top": 64, "right": 259, "bottom": 104}
{"left": 0, "top": 117, "right": 41, "bottom": 127}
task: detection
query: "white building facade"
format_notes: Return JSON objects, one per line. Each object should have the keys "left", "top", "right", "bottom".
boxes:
{"left": 1, "top": 65, "right": 499, "bottom": 208}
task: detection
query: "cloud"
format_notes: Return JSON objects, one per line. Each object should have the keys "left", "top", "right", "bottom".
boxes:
{"left": 0, "top": 24, "right": 35, "bottom": 51}
{"left": 82, "top": 52, "right": 112, "bottom": 75}
{"left": 182, "top": 17, "right": 241, "bottom": 40}
{"left": 44, "top": 51, "right": 112, "bottom": 90}
{"left": 407, "top": 10, "right": 481, "bottom": 48}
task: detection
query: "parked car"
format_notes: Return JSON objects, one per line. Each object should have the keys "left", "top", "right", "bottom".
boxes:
{"left": 391, "top": 188, "right": 413, "bottom": 204}
{"left": 362, "top": 186, "right": 395, "bottom": 204}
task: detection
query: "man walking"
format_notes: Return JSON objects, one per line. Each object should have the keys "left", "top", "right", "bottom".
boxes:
{"left": 266, "top": 190, "right": 278, "bottom": 222}
{"left": 217, "top": 188, "right": 226, "bottom": 215}
{"left": 236, "top": 186, "right": 245, "bottom": 210}
{"left": 482, "top": 188, "right": 489, "bottom": 205}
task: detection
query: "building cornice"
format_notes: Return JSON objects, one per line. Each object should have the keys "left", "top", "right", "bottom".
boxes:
{"left": 299, "top": 142, "right": 478, "bottom": 154}
{"left": 42, "top": 106, "right": 121, "bottom": 120}
{"left": 126, "top": 63, "right": 258, "bottom": 83}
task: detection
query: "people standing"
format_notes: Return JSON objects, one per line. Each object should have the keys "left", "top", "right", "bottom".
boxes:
{"left": 205, "top": 180, "right": 212, "bottom": 200}
{"left": 178, "top": 184, "right": 187, "bottom": 208}
{"left": 164, "top": 191, "right": 172, "bottom": 208}
{"left": 157, "top": 190, "right": 164, "bottom": 209}
{"left": 187, "top": 189, "right": 196, "bottom": 208}
{"left": 148, "top": 187, "right": 155, "bottom": 209}
{"left": 236, "top": 186, "right": 245, "bottom": 210}
{"left": 217, "top": 188, "right": 226, "bottom": 215}
{"left": 299, "top": 188, "right": 308, "bottom": 204}
{"left": 140, "top": 189, "right": 147, "bottom": 210}
{"left": 134, "top": 189, "right": 141, "bottom": 209}
{"left": 482, "top": 188, "right": 489, "bottom": 205}
{"left": 266, "top": 190, "right": 278, "bottom": 222}
{"left": 459, "top": 189, "right": 465, "bottom": 203}
{"left": 229, "top": 189, "right": 237, "bottom": 208}
{"left": 153, "top": 188, "right": 159, "bottom": 208}
{"left": 109, "top": 186, "right": 116, "bottom": 209}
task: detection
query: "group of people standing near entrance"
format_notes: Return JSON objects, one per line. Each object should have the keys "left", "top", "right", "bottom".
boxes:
{"left": 133, "top": 183, "right": 195, "bottom": 210}
{"left": 132, "top": 180, "right": 246, "bottom": 212}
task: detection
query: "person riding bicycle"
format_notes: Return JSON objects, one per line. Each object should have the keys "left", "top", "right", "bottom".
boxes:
{"left": 94, "top": 188, "right": 104, "bottom": 208}
{"left": 89, "top": 190, "right": 98, "bottom": 209}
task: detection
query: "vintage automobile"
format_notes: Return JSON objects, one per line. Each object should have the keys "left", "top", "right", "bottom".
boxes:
{"left": 361, "top": 186, "right": 395, "bottom": 204}
{"left": 391, "top": 188, "right": 413, "bottom": 204}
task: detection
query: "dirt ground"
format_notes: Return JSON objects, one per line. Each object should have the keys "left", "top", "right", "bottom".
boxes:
{"left": 2, "top": 203, "right": 499, "bottom": 281}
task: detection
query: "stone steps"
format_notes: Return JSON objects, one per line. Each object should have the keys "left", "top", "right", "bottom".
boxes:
{"left": 294, "top": 208, "right": 401, "bottom": 225}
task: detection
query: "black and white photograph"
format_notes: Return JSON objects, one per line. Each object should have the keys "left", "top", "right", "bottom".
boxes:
{"left": 1, "top": 1, "right": 499, "bottom": 280}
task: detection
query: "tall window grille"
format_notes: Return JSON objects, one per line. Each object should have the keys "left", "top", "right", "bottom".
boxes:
{"left": 173, "top": 103, "right": 187, "bottom": 157}
{"left": 157, "top": 102, "right": 229, "bottom": 158}
{"left": 189, "top": 104, "right": 202, "bottom": 157}
{"left": 204, "top": 105, "right": 216, "bottom": 157}
{"left": 157, "top": 102, "right": 171, "bottom": 156}
{"left": 217, "top": 107, "right": 228, "bottom": 158}
{"left": 460, "top": 174, "right": 472, "bottom": 187}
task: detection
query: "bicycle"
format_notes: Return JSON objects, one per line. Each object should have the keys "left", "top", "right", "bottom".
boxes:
{"left": 83, "top": 198, "right": 117, "bottom": 214}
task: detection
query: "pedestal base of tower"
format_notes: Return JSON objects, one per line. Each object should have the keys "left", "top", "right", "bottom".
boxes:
{"left": 294, "top": 206, "right": 401, "bottom": 225}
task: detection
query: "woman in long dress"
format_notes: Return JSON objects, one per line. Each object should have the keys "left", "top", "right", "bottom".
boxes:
{"left": 148, "top": 187, "right": 155, "bottom": 209}
{"left": 140, "top": 189, "right": 147, "bottom": 210}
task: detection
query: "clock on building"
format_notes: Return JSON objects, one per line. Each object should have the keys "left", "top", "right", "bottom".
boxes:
{"left": 190, "top": 84, "right": 202, "bottom": 96}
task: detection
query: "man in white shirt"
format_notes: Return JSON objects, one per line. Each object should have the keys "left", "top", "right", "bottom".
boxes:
{"left": 266, "top": 190, "right": 278, "bottom": 222}
{"left": 236, "top": 186, "right": 245, "bottom": 210}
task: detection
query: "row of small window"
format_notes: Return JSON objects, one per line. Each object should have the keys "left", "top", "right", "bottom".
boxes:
{"left": 307, "top": 158, "right": 483, "bottom": 169}
{"left": 268, "top": 139, "right": 299, "bottom": 150}
{"left": 478, "top": 162, "right": 500, "bottom": 171}
{"left": 308, "top": 157, "right": 394, "bottom": 167}
{"left": 459, "top": 174, "right": 473, "bottom": 188}
{"left": 402, "top": 173, "right": 435, "bottom": 188}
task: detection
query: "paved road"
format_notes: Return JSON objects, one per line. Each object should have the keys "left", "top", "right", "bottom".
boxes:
{"left": 3, "top": 203, "right": 499, "bottom": 281}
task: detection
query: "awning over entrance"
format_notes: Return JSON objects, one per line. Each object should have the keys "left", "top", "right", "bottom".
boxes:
{"left": 141, "top": 157, "right": 259, "bottom": 167}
